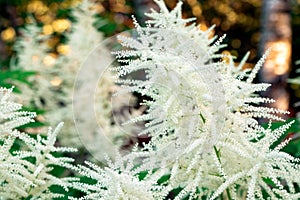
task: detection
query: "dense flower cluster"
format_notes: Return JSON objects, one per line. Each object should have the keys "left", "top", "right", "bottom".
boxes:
{"left": 0, "top": 87, "right": 77, "bottom": 199}
{"left": 102, "top": 0, "right": 299, "bottom": 199}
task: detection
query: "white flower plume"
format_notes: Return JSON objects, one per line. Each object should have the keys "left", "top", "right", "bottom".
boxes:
{"left": 70, "top": 153, "right": 169, "bottom": 200}
{"left": 0, "top": 86, "right": 78, "bottom": 199}
{"left": 111, "top": 0, "right": 299, "bottom": 199}
{"left": 0, "top": 87, "right": 36, "bottom": 134}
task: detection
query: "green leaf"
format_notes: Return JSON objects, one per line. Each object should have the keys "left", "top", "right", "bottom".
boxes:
{"left": 199, "top": 113, "right": 206, "bottom": 123}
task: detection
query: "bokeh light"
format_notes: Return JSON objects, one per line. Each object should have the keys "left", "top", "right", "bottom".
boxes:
{"left": 1, "top": 27, "right": 16, "bottom": 42}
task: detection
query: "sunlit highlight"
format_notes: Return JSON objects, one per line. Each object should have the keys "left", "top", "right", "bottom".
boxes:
{"left": 264, "top": 40, "right": 291, "bottom": 79}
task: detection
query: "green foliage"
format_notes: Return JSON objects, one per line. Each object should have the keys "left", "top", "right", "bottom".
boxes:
{"left": 0, "top": 70, "right": 35, "bottom": 93}
{"left": 261, "top": 118, "right": 300, "bottom": 158}
{"left": 95, "top": 17, "right": 119, "bottom": 36}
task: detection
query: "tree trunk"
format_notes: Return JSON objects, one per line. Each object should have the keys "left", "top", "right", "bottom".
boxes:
{"left": 259, "top": 0, "right": 292, "bottom": 114}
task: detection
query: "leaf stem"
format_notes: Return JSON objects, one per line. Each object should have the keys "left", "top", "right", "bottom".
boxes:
{"left": 213, "top": 146, "right": 232, "bottom": 200}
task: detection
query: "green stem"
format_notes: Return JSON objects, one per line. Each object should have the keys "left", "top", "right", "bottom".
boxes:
{"left": 213, "top": 146, "right": 232, "bottom": 200}
{"left": 226, "top": 188, "right": 232, "bottom": 200}
{"left": 213, "top": 146, "right": 221, "bottom": 163}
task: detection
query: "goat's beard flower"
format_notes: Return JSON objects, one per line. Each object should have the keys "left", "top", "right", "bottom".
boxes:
{"left": 0, "top": 87, "right": 36, "bottom": 133}
{"left": 112, "top": 0, "right": 299, "bottom": 199}
{"left": 0, "top": 87, "right": 78, "bottom": 199}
